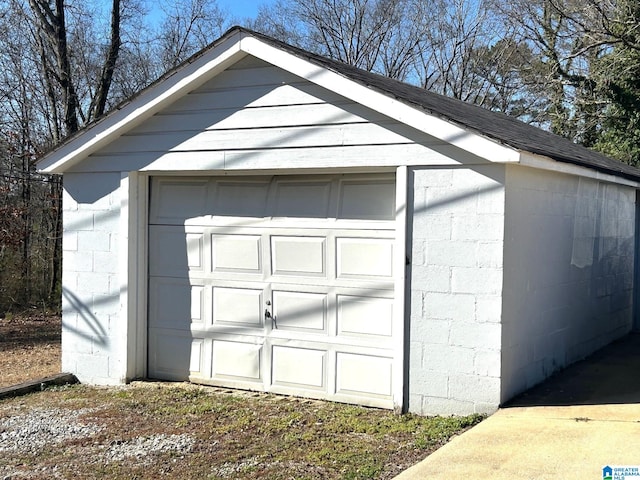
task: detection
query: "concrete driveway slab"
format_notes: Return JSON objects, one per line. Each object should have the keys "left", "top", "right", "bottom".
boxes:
{"left": 395, "top": 333, "right": 640, "bottom": 480}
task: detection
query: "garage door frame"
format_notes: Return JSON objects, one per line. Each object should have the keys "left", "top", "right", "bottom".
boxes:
{"left": 120, "top": 167, "right": 407, "bottom": 410}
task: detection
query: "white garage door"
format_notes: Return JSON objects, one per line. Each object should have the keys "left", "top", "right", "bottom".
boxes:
{"left": 147, "top": 174, "right": 399, "bottom": 408}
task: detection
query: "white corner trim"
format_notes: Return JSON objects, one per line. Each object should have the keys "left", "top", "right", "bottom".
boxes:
{"left": 118, "top": 172, "right": 131, "bottom": 383}
{"left": 239, "top": 36, "right": 520, "bottom": 165}
{"left": 121, "top": 172, "right": 149, "bottom": 381}
{"left": 393, "top": 165, "right": 408, "bottom": 412}
{"left": 38, "top": 34, "right": 247, "bottom": 174}
{"left": 520, "top": 152, "right": 640, "bottom": 187}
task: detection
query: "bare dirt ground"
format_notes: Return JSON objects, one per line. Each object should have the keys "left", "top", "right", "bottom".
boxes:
{"left": 0, "top": 313, "right": 61, "bottom": 387}
{"left": 0, "top": 313, "right": 484, "bottom": 479}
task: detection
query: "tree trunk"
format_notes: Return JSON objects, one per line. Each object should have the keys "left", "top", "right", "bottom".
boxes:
{"left": 28, "top": 0, "right": 80, "bottom": 135}
{"left": 91, "top": 0, "right": 122, "bottom": 120}
{"left": 49, "top": 176, "right": 62, "bottom": 306}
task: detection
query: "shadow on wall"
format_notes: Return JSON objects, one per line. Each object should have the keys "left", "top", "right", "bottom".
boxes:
{"left": 62, "top": 175, "right": 121, "bottom": 358}
{"left": 64, "top": 172, "right": 118, "bottom": 205}
{"left": 62, "top": 287, "right": 108, "bottom": 347}
{"left": 505, "top": 333, "right": 640, "bottom": 407}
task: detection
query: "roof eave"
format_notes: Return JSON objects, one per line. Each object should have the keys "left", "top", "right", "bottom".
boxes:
{"left": 520, "top": 151, "right": 640, "bottom": 187}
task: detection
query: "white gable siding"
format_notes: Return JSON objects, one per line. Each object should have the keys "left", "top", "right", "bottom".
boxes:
{"left": 408, "top": 165, "right": 505, "bottom": 415}
{"left": 501, "top": 165, "right": 636, "bottom": 401}
{"left": 68, "top": 57, "right": 473, "bottom": 175}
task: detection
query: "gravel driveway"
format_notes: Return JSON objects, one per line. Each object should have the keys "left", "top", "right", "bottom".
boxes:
{"left": 1, "top": 401, "right": 197, "bottom": 479}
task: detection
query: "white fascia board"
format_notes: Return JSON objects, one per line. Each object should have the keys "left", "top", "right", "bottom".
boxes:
{"left": 520, "top": 152, "right": 640, "bottom": 188}
{"left": 239, "top": 36, "right": 521, "bottom": 165}
{"left": 38, "top": 32, "right": 247, "bottom": 174}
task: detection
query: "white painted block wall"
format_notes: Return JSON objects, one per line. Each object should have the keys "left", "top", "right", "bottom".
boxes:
{"left": 61, "top": 172, "right": 124, "bottom": 384}
{"left": 408, "top": 165, "right": 506, "bottom": 415}
{"left": 501, "top": 166, "right": 636, "bottom": 401}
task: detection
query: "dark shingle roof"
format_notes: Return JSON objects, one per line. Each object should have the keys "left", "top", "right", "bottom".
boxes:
{"left": 239, "top": 27, "right": 640, "bottom": 182}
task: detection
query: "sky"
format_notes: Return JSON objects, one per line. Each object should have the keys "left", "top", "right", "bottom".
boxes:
{"left": 218, "top": 0, "right": 273, "bottom": 22}
{"left": 145, "top": 1, "right": 278, "bottom": 33}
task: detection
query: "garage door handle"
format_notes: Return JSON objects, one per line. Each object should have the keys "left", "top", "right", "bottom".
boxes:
{"left": 265, "top": 308, "right": 277, "bottom": 328}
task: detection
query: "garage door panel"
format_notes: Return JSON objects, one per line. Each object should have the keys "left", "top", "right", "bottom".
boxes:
{"left": 212, "top": 234, "right": 262, "bottom": 273}
{"left": 190, "top": 339, "right": 205, "bottom": 374}
{"left": 150, "top": 179, "right": 208, "bottom": 224}
{"left": 213, "top": 287, "right": 263, "bottom": 328}
{"left": 337, "top": 237, "right": 394, "bottom": 278}
{"left": 337, "top": 295, "right": 393, "bottom": 337}
{"left": 273, "top": 181, "right": 332, "bottom": 218}
{"left": 186, "top": 233, "right": 204, "bottom": 269}
{"left": 149, "top": 330, "right": 203, "bottom": 380}
{"left": 149, "top": 226, "right": 203, "bottom": 277}
{"left": 213, "top": 181, "right": 270, "bottom": 217}
{"left": 149, "top": 278, "right": 203, "bottom": 329}
{"left": 271, "top": 236, "right": 326, "bottom": 276}
{"left": 336, "top": 353, "right": 393, "bottom": 398}
{"left": 338, "top": 180, "right": 396, "bottom": 220}
{"left": 212, "top": 340, "right": 262, "bottom": 381}
{"left": 272, "top": 290, "right": 327, "bottom": 332}
{"left": 191, "top": 286, "right": 205, "bottom": 325}
{"left": 272, "top": 346, "right": 326, "bottom": 389}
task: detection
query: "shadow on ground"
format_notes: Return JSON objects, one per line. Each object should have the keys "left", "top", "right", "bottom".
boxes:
{"left": 0, "top": 316, "right": 61, "bottom": 346}
{"left": 505, "top": 333, "right": 640, "bottom": 407}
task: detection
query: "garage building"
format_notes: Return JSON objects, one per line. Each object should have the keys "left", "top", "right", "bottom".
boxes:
{"left": 37, "top": 27, "right": 640, "bottom": 415}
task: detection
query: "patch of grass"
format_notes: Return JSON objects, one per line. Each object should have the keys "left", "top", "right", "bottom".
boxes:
{"left": 0, "top": 383, "right": 484, "bottom": 479}
{"left": 413, "top": 413, "right": 484, "bottom": 449}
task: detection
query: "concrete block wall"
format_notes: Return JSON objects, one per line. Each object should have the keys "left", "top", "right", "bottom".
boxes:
{"left": 501, "top": 165, "right": 636, "bottom": 402}
{"left": 408, "top": 165, "right": 506, "bottom": 416}
{"left": 61, "top": 172, "right": 124, "bottom": 384}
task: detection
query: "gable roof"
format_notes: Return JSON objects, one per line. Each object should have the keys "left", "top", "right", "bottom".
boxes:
{"left": 37, "top": 26, "right": 640, "bottom": 182}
